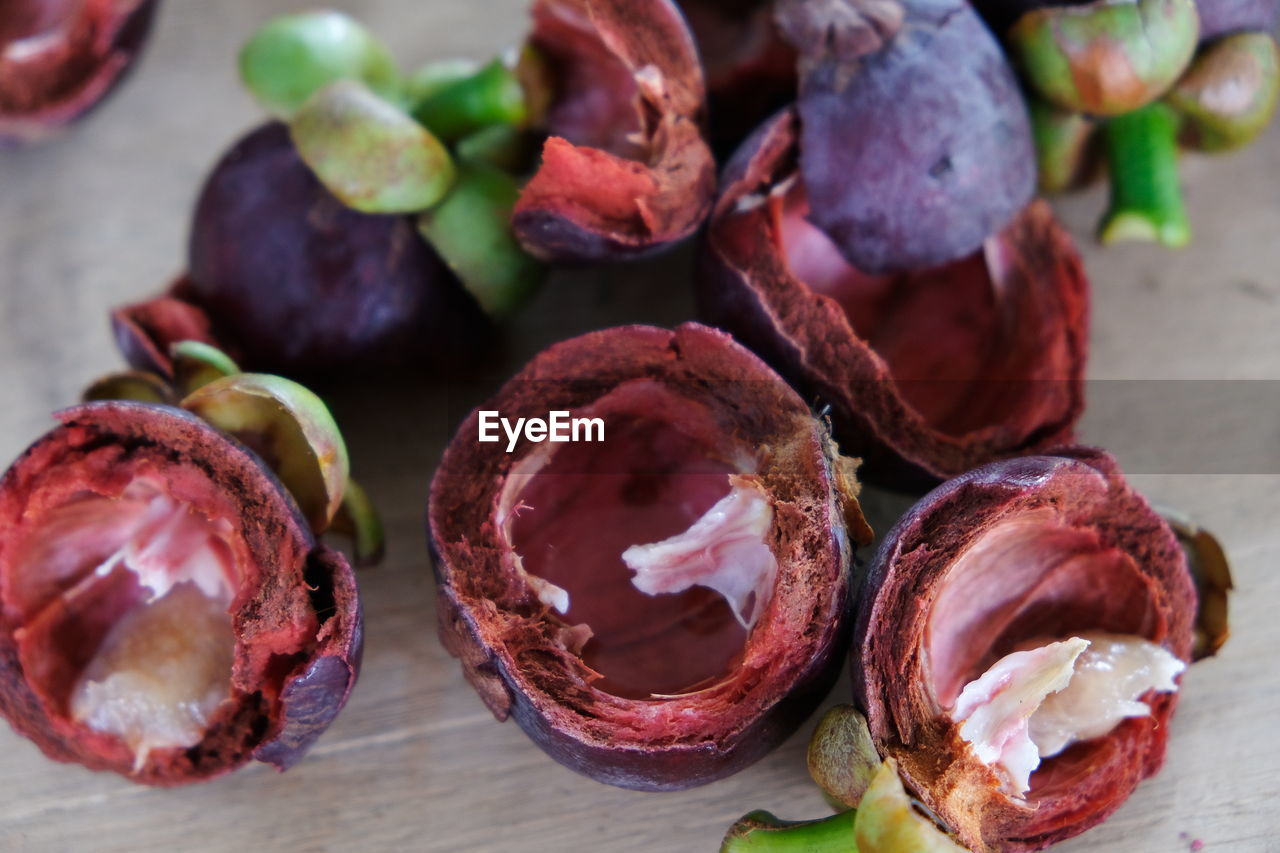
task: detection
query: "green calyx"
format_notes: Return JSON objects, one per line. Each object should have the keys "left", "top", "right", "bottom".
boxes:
{"left": 719, "top": 760, "right": 966, "bottom": 853}
{"left": 456, "top": 123, "right": 531, "bottom": 172}
{"left": 83, "top": 343, "right": 385, "bottom": 563}
{"left": 405, "top": 59, "right": 480, "bottom": 108}
{"left": 242, "top": 11, "right": 545, "bottom": 317}
{"left": 181, "top": 374, "right": 351, "bottom": 533}
{"left": 290, "top": 79, "right": 456, "bottom": 214}
{"left": 854, "top": 761, "right": 966, "bottom": 852}
{"left": 1010, "top": 0, "right": 1200, "bottom": 116}
{"left": 171, "top": 340, "right": 240, "bottom": 396}
{"left": 83, "top": 371, "right": 174, "bottom": 405}
{"left": 240, "top": 11, "right": 401, "bottom": 119}
{"left": 721, "top": 810, "right": 858, "bottom": 853}
{"left": 411, "top": 58, "right": 528, "bottom": 141}
{"left": 417, "top": 163, "right": 544, "bottom": 317}
{"left": 1100, "top": 101, "right": 1190, "bottom": 246}
{"left": 330, "top": 478, "right": 386, "bottom": 568}
{"left": 1030, "top": 97, "right": 1099, "bottom": 193}
{"left": 1167, "top": 32, "right": 1280, "bottom": 151}
{"left": 808, "top": 705, "right": 882, "bottom": 810}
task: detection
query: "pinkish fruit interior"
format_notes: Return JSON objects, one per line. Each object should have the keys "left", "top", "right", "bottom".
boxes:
{"left": 775, "top": 183, "right": 1047, "bottom": 439}
{"left": 8, "top": 476, "right": 241, "bottom": 767}
{"left": 924, "top": 509, "right": 1164, "bottom": 800}
{"left": 0, "top": 0, "right": 80, "bottom": 46}
{"left": 530, "top": 0, "right": 645, "bottom": 161}
{"left": 498, "top": 380, "right": 774, "bottom": 700}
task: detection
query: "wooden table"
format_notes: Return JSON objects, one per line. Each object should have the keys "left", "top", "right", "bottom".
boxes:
{"left": 1, "top": 3, "right": 1276, "bottom": 850}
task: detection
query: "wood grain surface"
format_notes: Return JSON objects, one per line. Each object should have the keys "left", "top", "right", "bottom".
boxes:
{"left": 1, "top": 3, "right": 1277, "bottom": 851}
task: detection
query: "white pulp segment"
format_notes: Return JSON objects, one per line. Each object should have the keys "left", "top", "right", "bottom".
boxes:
{"left": 1028, "top": 633, "right": 1185, "bottom": 757}
{"left": 622, "top": 482, "right": 776, "bottom": 629}
{"left": 65, "top": 483, "right": 238, "bottom": 769}
{"left": 952, "top": 633, "right": 1184, "bottom": 796}
{"left": 71, "top": 582, "right": 235, "bottom": 771}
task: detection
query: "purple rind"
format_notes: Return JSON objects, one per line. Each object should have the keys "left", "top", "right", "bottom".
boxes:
{"left": 795, "top": 0, "right": 1036, "bottom": 273}
{"left": 183, "top": 122, "right": 488, "bottom": 375}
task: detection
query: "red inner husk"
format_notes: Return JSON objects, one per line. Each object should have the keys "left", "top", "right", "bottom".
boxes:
{"left": 9, "top": 479, "right": 240, "bottom": 719}
{"left": 775, "top": 183, "right": 1052, "bottom": 440}
{"left": 502, "top": 380, "right": 757, "bottom": 699}
{"left": 924, "top": 509, "right": 1163, "bottom": 800}
{"left": 528, "top": 0, "right": 646, "bottom": 161}
{"left": 0, "top": 0, "right": 81, "bottom": 44}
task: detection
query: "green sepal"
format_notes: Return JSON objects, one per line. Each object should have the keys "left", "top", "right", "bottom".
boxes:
{"left": 240, "top": 11, "right": 401, "bottom": 119}
{"left": 290, "top": 79, "right": 456, "bottom": 214}
{"left": 417, "top": 163, "right": 544, "bottom": 318}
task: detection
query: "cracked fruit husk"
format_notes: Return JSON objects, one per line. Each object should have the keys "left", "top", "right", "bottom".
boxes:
{"left": 698, "top": 109, "right": 1089, "bottom": 490}
{"left": 512, "top": 0, "right": 716, "bottom": 262}
{"left": 429, "top": 322, "right": 871, "bottom": 790}
{"left": 851, "top": 449, "right": 1196, "bottom": 850}
{"left": 0, "top": 402, "right": 362, "bottom": 783}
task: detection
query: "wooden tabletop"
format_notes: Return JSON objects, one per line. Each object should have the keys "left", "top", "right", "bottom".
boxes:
{"left": 1, "top": 3, "right": 1277, "bottom": 851}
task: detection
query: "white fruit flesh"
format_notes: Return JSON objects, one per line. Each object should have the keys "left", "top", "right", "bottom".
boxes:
{"left": 62, "top": 482, "right": 238, "bottom": 768}
{"left": 71, "top": 583, "right": 235, "bottom": 769}
{"left": 622, "top": 482, "right": 776, "bottom": 629}
{"left": 953, "top": 633, "right": 1184, "bottom": 796}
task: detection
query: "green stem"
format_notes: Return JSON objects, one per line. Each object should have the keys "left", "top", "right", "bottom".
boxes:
{"left": 417, "top": 163, "right": 544, "bottom": 318}
{"left": 1099, "top": 102, "right": 1190, "bottom": 247}
{"left": 721, "top": 809, "right": 858, "bottom": 853}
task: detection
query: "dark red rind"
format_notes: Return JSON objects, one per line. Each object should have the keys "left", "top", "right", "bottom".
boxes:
{"left": 0, "top": 402, "right": 360, "bottom": 783}
{"left": 429, "top": 322, "right": 868, "bottom": 790}
{"left": 176, "top": 122, "right": 486, "bottom": 375}
{"left": 513, "top": 0, "right": 716, "bottom": 262}
{"left": 697, "top": 109, "right": 1088, "bottom": 490}
{"left": 110, "top": 281, "right": 224, "bottom": 378}
{"left": 0, "top": 0, "right": 157, "bottom": 145}
{"left": 255, "top": 545, "right": 363, "bottom": 771}
{"left": 851, "top": 450, "right": 1196, "bottom": 851}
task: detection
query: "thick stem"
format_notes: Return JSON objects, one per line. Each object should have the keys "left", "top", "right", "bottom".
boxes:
{"left": 721, "top": 809, "right": 858, "bottom": 853}
{"left": 1099, "top": 102, "right": 1189, "bottom": 247}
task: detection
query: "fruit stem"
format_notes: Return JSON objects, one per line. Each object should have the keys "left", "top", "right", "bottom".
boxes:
{"left": 417, "top": 163, "right": 545, "bottom": 318}
{"left": 720, "top": 809, "right": 858, "bottom": 853}
{"left": 1099, "top": 102, "right": 1190, "bottom": 247}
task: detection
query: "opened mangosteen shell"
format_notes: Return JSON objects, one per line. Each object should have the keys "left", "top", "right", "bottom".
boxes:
{"left": 0, "top": 401, "right": 361, "bottom": 784}
{"left": 698, "top": 109, "right": 1089, "bottom": 490}
{"left": 513, "top": 0, "right": 717, "bottom": 262}
{"left": 429, "top": 322, "right": 871, "bottom": 791}
{"left": 851, "top": 449, "right": 1195, "bottom": 851}
{"left": 0, "top": 0, "right": 157, "bottom": 144}
{"left": 112, "top": 122, "right": 487, "bottom": 377}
